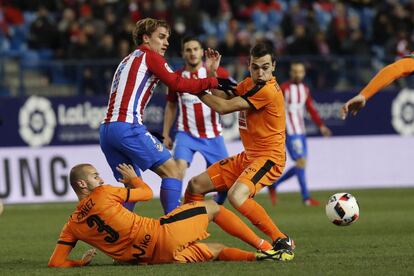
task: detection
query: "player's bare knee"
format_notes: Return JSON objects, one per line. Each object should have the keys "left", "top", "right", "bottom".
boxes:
{"left": 296, "top": 158, "right": 306, "bottom": 168}
{"left": 187, "top": 173, "right": 213, "bottom": 194}
{"left": 204, "top": 199, "right": 220, "bottom": 220}
{"left": 154, "top": 158, "right": 181, "bottom": 179}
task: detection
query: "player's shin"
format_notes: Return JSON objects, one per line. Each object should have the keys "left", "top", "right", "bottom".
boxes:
{"left": 236, "top": 198, "right": 286, "bottom": 241}
{"left": 160, "top": 178, "right": 182, "bottom": 214}
{"left": 213, "top": 206, "right": 272, "bottom": 251}
{"left": 295, "top": 167, "right": 310, "bottom": 199}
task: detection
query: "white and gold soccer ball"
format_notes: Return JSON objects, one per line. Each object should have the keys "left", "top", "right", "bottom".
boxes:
{"left": 325, "top": 193, "right": 359, "bottom": 226}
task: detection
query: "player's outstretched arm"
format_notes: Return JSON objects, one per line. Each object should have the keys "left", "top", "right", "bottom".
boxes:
{"left": 145, "top": 51, "right": 218, "bottom": 94}
{"left": 116, "top": 163, "right": 153, "bottom": 201}
{"left": 341, "top": 94, "right": 366, "bottom": 119}
{"left": 198, "top": 92, "right": 250, "bottom": 114}
{"left": 341, "top": 57, "right": 414, "bottom": 119}
{"left": 48, "top": 244, "right": 97, "bottom": 267}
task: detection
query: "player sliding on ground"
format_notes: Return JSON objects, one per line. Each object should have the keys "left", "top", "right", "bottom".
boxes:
{"left": 341, "top": 51, "right": 414, "bottom": 119}
{"left": 184, "top": 42, "right": 295, "bottom": 259}
{"left": 48, "top": 163, "right": 291, "bottom": 267}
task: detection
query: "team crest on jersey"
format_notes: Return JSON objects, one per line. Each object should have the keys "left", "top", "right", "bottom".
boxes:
{"left": 155, "top": 143, "right": 164, "bottom": 152}
{"left": 164, "top": 63, "right": 174, "bottom": 73}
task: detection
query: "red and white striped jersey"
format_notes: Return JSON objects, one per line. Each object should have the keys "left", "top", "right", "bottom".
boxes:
{"left": 103, "top": 45, "right": 218, "bottom": 124}
{"left": 167, "top": 66, "right": 229, "bottom": 138}
{"left": 282, "top": 81, "right": 323, "bottom": 135}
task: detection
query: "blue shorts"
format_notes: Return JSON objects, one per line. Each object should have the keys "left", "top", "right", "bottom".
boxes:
{"left": 286, "top": 134, "right": 307, "bottom": 161}
{"left": 99, "top": 122, "right": 171, "bottom": 180}
{"left": 173, "top": 131, "right": 228, "bottom": 167}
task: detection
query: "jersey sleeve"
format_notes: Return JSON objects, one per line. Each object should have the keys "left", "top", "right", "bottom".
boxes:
{"left": 145, "top": 51, "right": 218, "bottom": 94}
{"left": 48, "top": 223, "right": 84, "bottom": 267}
{"left": 127, "top": 177, "right": 153, "bottom": 202}
{"left": 360, "top": 57, "right": 414, "bottom": 100}
{"left": 305, "top": 89, "right": 323, "bottom": 127}
{"left": 240, "top": 85, "right": 271, "bottom": 110}
{"left": 216, "top": 66, "right": 230, "bottom": 79}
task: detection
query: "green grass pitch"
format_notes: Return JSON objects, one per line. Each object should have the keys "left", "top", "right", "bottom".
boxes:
{"left": 1, "top": 188, "right": 413, "bottom": 275}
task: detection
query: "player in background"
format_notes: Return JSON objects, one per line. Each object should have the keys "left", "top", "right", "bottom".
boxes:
{"left": 162, "top": 36, "right": 229, "bottom": 205}
{"left": 183, "top": 42, "right": 295, "bottom": 260}
{"left": 341, "top": 52, "right": 414, "bottom": 119}
{"left": 48, "top": 163, "right": 288, "bottom": 267}
{"left": 99, "top": 18, "right": 235, "bottom": 214}
{"left": 267, "top": 62, "right": 332, "bottom": 206}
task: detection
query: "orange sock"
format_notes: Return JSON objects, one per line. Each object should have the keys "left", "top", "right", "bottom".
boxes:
{"left": 218, "top": 248, "right": 255, "bottom": 261}
{"left": 236, "top": 198, "right": 286, "bottom": 241}
{"left": 184, "top": 189, "right": 204, "bottom": 203}
{"left": 214, "top": 206, "right": 272, "bottom": 251}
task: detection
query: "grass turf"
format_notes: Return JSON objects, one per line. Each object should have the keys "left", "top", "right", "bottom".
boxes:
{"left": 0, "top": 188, "right": 413, "bottom": 275}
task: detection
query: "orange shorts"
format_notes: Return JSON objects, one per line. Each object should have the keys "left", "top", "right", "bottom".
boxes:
{"left": 150, "top": 201, "right": 213, "bottom": 264}
{"left": 207, "top": 152, "right": 284, "bottom": 196}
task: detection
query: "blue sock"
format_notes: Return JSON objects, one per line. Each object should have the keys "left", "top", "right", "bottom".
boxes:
{"left": 214, "top": 191, "right": 228, "bottom": 205}
{"left": 122, "top": 201, "right": 136, "bottom": 212}
{"left": 160, "top": 178, "right": 182, "bottom": 214}
{"left": 295, "top": 167, "right": 310, "bottom": 200}
{"left": 272, "top": 166, "right": 296, "bottom": 189}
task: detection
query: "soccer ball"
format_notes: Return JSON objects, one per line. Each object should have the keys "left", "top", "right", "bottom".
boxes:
{"left": 325, "top": 193, "right": 359, "bottom": 226}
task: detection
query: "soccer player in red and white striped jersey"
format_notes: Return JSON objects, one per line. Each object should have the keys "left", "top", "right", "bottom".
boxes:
{"left": 99, "top": 18, "right": 235, "bottom": 215}
{"left": 268, "top": 62, "right": 332, "bottom": 206}
{"left": 162, "top": 37, "right": 230, "bottom": 205}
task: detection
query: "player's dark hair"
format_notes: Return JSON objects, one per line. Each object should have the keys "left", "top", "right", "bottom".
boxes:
{"left": 181, "top": 36, "right": 203, "bottom": 50}
{"left": 133, "top": 18, "right": 170, "bottom": 46}
{"left": 250, "top": 42, "right": 275, "bottom": 63}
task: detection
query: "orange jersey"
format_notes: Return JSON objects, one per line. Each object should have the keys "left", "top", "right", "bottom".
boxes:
{"left": 51, "top": 183, "right": 159, "bottom": 265}
{"left": 235, "top": 77, "right": 286, "bottom": 166}
{"left": 360, "top": 53, "right": 414, "bottom": 100}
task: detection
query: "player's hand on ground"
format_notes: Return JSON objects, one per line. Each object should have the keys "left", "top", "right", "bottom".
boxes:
{"left": 341, "top": 94, "right": 366, "bottom": 119}
{"left": 163, "top": 135, "right": 173, "bottom": 150}
{"left": 116, "top": 163, "right": 138, "bottom": 184}
{"left": 205, "top": 48, "right": 221, "bottom": 74}
{"left": 320, "top": 125, "right": 332, "bottom": 137}
{"left": 82, "top": 248, "right": 97, "bottom": 266}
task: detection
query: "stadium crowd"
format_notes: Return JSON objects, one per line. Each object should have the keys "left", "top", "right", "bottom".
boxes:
{"left": 1, "top": 0, "right": 413, "bottom": 94}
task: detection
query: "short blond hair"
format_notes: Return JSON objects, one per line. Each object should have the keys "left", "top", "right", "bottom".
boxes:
{"left": 133, "top": 18, "right": 170, "bottom": 46}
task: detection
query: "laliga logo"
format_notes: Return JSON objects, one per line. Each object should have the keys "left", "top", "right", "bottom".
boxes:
{"left": 19, "top": 96, "right": 56, "bottom": 147}
{"left": 392, "top": 88, "right": 414, "bottom": 135}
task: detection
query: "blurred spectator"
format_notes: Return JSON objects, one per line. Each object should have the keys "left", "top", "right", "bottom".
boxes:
{"left": 2, "top": 0, "right": 414, "bottom": 95}
{"left": 286, "top": 25, "right": 317, "bottom": 55}
{"left": 27, "top": 6, "right": 58, "bottom": 49}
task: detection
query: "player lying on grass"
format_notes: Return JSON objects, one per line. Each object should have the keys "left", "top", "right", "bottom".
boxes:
{"left": 341, "top": 52, "right": 414, "bottom": 119}
{"left": 48, "top": 163, "right": 292, "bottom": 267}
